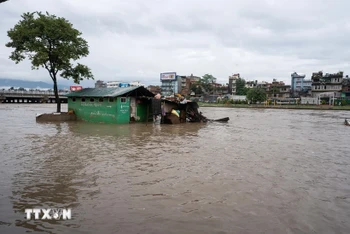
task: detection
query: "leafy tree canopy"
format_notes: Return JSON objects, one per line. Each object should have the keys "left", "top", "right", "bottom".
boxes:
{"left": 236, "top": 77, "right": 249, "bottom": 95}
{"left": 197, "top": 74, "right": 216, "bottom": 93}
{"left": 246, "top": 87, "right": 267, "bottom": 103}
{"left": 201, "top": 74, "right": 216, "bottom": 84}
{"left": 190, "top": 83, "right": 203, "bottom": 95}
{"left": 6, "top": 11, "right": 93, "bottom": 112}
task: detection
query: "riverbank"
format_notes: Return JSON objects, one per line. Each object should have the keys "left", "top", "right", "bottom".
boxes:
{"left": 198, "top": 102, "right": 350, "bottom": 110}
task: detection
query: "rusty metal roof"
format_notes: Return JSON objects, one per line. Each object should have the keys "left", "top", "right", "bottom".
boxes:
{"left": 65, "top": 86, "right": 154, "bottom": 97}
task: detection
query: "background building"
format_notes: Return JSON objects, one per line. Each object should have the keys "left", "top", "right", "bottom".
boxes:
{"left": 160, "top": 73, "right": 202, "bottom": 97}
{"left": 179, "top": 76, "right": 191, "bottom": 96}
{"left": 342, "top": 76, "right": 350, "bottom": 98}
{"left": 160, "top": 72, "right": 181, "bottom": 97}
{"left": 266, "top": 79, "right": 291, "bottom": 99}
{"left": 147, "top": 85, "right": 161, "bottom": 95}
{"left": 129, "top": 81, "right": 145, "bottom": 87}
{"left": 303, "top": 80, "right": 312, "bottom": 96}
{"left": 228, "top": 73, "right": 240, "bottom": 95}
{"left": 106, "top": 81, "right": 121, "bottom": 87}
{"left": 311, "top": 71, "right": 343, "bottom": 98}
{"left": 95, "top": 80, "right": 107, "bottom": 88}
{"left": 187, "top": 74, "right": 201, "bottom": 83}
{"left": 245, "top": 80, "right": 258, "bottom": 88}
{"left": 291, "top": 72, "right": 312, "bottom": 97}
{"left": 103, "top": 81, "right": 145, "bottom": 88}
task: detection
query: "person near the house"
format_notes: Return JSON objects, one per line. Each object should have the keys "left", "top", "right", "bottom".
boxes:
{"left": 152, "top": 93, "right": 162, "bottom": 124}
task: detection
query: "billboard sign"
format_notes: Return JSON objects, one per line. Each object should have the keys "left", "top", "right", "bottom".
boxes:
{"left": 70, "top": 86, "right": 83, "bottom": 91}
{"left": 160, "top": 72, "right": 177, "bottom": 81}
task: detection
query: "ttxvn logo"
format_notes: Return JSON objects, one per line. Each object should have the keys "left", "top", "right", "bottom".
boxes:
{"left": 25, "top": 208, "right": 71, "bottom": 220}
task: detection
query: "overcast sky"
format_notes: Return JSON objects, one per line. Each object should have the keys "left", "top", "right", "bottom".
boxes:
{"left": 1, "top": 0, "right": 350, "bottom": 87}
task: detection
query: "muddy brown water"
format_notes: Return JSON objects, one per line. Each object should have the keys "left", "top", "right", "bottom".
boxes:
{"left": 0, "top": 104, "right": 349, "bottom": 234}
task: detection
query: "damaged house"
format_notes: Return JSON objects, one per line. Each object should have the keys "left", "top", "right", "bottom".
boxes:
{"left": 65, "top": 86, "right": 155, "bottom": 124}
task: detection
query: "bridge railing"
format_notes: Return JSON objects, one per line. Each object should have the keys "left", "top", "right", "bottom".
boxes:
{"left": 0, "top": 89, "right": 70, "bottom": 96}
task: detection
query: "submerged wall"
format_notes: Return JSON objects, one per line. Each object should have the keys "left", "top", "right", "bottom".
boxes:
{"left": 68, "top": 97, "right": 151, "bottom": 124}
{"left": 36, "top": 112, "right": 77, "bottom": 122}
{"left": 68, "top": 97, "right": 119, "bottom": 123}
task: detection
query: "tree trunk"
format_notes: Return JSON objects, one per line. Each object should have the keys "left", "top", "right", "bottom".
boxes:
{"left": 53, "top": 76, "right": 61, "bottom": 113}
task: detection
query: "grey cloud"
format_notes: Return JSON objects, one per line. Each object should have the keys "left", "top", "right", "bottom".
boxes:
{"left": 82, "top": 16, "right": 156, "bottom": 36}
{"left": 156, "top": 14, "right": 212, "bottom": 33}
{"left": 1, "top": 0, "right": 350, "bottom": 85}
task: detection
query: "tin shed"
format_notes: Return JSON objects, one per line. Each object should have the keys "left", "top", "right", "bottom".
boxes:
{"left": 65, "top": 86, "right": 155, "bottom": 124}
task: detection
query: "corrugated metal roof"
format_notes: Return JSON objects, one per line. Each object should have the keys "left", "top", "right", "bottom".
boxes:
{"left": 65, "top": 86, "right": 151, "bottom": 97}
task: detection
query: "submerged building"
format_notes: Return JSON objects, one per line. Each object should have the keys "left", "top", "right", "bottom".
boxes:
{"left": 66, "top": 86, "right": 155, "bottom": 124}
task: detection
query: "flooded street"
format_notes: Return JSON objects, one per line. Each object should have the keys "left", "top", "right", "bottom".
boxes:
{"left": 0, "top": 104, "right": 349, "bottom": 234}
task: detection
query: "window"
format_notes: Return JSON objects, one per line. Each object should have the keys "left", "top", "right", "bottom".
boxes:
{"left": 82, "top": 98, "right": 86, "bottom": 102}
{"left": 72, "top": 98, "right": 76, "bottom": 102}
{"left": 90, "top": 98, "right": 94, "bottom": 102}
{"left": 99, "top": 98, "right": 104, "bottom": 102}
{"left": 120, "top": 97, "right": 126, "bottom": 103}
{"left": 109, "top": 98, "right": 114, "bottom": 102}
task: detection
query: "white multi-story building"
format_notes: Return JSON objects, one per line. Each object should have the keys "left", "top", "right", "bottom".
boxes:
{"left": 129, "top": 81, "right": 145, "bottom": 87}
{"left": 245, "top": 80, "right": 257, "bottom": 88}
{"left": 244, "top": 80, "right": 268, "bottom": 90}
{"left": 106, "top": 81, "right": 121, "bottom": 87}
{"left": 311, "top": 71, "right": 343, "bottom": 98}
{"left": 228, "top": 73, "right": 240, "bottom": 95}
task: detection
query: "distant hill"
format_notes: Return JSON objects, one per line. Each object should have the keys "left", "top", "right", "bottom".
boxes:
{"left": 0, "top": 78, "right": 69, "bottom": 89}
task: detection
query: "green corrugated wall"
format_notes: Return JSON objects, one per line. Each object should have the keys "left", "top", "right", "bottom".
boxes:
{"left": 68, "top": 97, "right": 151, "bottom": 124}
{"left": 68, "top": 97, "right": 122, "bottom": 124}
{"left": 116, "top": 97, "right": 131, "bottom": 124}
{"left": 136, "top": 103, "right": 150, "bottom": 122}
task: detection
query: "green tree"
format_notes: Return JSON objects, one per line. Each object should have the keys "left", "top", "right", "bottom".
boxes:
{"left": 6, "top": 12, "right": 94, "bottom": 112}
{"left": 202, "top": 74, "right": 216, "bottom": 83}
{"left": 190, "top": 83, "right": 203, "bottom": 95}
{"left": 200, "top": 74, "right": 216, "bottom": 93}
{"left": 246, "top": 88, "right": 266, "bottom": 103}
{"left": 236, "top": 78, "right": 248, "bottom": 95}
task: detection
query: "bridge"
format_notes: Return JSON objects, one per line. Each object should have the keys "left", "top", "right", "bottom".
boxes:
{"left": 0, "top": 90, "right": 69, "bottom": 103}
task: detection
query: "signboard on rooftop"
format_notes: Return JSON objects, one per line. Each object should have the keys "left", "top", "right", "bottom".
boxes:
{"left": 70, "top": 86, "right": 82, "bottom": 91}
{"left": 160, "top": 72, "right": 177, "bottom": 81}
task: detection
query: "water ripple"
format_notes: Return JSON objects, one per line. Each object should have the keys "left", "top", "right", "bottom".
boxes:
{"left": 0, "top": 104, "right": 350, "bottom": 234}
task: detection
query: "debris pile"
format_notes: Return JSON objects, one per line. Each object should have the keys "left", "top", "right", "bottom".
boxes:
{"left": 185, "top": 102, "right": 208, "bottom": 123}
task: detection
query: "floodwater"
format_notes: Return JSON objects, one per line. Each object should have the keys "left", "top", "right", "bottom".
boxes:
{"left": 0, "top": 104, "right": 349, "bottom": 234}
